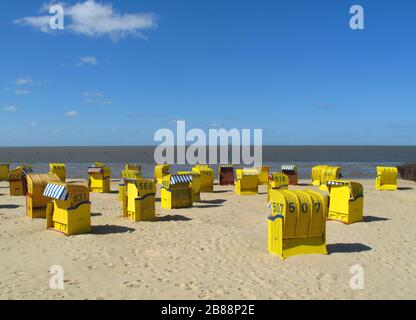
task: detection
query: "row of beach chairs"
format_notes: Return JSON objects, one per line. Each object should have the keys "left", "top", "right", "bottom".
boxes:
{"left": 0, "top": 162, "right": 399, "bottom": 259}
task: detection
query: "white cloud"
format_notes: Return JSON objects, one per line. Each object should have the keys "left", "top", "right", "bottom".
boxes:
{"left": 16, "top": 77, "right": 33, "bottom": 85}
{"left": 83, "top": 91, "right": 112, "bottom": 105}
{"left": 78, "top": 56, "right": 98, "bottom": 66}
{"left": 85, "top": 98, "right": 112, "bottom": 105}
{"left": 14, "top": 0, "right": 158, "bottom": 41}
{"left": 14, "top": 15, "right": 51, "bottom": 33}
{"left": 4, "top": 106, "right": 18, "bottom": 112}
{"left": 65, "top": 110, "right": 80, "bottom": 117}
{"left": 83, "top": 91, "right": 103, "bottom": 97}
{"left": 15, "top": 89, "right": 32, "bottom": 95}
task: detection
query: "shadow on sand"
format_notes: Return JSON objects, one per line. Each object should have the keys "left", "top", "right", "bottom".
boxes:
{"left": 91, "top": 212, "right": 103, "bottom": 217}
{"left": 200, "top": 199, "right": 226, "bottom": 205}
{"left": 92, "top": 225, "right": 135, "bottom": 235}
{"left": 398, "top": 187, "right": 413, "bottom": 191}
{"left": 213, "top": 190, "right": 230, "bottom": 194}
{"left": 363, "top": 215, "right": 390, "bottom": 223}
{"left": 0, "top": 204, "right": 21, "bottom": 209}
{"left": 327, "top": 243, "right": 372, "bottom": 254}
{"left": 157, "top": 215, "right": 192, "bottom": 222}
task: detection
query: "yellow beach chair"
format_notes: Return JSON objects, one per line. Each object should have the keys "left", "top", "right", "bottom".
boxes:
{"left": 326, "top": 180, "right": 364, "bottom": 224}
{"left": 375, "top": 166, "right": 398, "bottom": 191}
{"left": 44, "top": 182, "right": 91, "bottom": 236}
{"left": 26, "top": 173, "right": 61, "bottom": 219}
{"left": 192, "top": 165, "right": 214, "bottom": 193}
{"left": 161, "top": 174, "right": 193, "bottom": 209}
{"left": 49, "top": 163, "right": 66, "bottom": 182}
{"left": 268, "top": 190, "right": 328, "bottom": 259}
{"left": 235, "top": 169, "right": 259, "bottom": 195}
{"left": 267, "top": 172, "right": 289, "bottom": 202}
{"left": 87, "top": 162, "right": 111, "bottom": 193}
{"left": 125, "top": 177, "right": 156, "bottom": 222}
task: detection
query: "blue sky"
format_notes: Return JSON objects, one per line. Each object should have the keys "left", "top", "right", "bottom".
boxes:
{"left": 0, "top": 0, "right": 415, "bottom": 146}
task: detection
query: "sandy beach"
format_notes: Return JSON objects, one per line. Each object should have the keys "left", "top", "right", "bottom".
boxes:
{"left": 0, "top": 178, "right": 415, "bottom": 300}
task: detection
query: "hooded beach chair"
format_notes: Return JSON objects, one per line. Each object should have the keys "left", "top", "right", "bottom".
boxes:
{"left": 8, "top": 165, "right": 33, "bottom": 196}
{"left": 326, "top": 180, "right": 364, "bottom": 224}
{"left": 218, "top": 165, "right": 235, "bottom": 186}
{"left": 49, "top": 163, "right": 66, "bottom": 182}
{"left": 87, "top": 162, "right": 111, "bottom": 193}
{"left": 26, "top": 173, "right": 61, "bottom": 219}
{"left": 375, "top": 166, "right": 398, "bottom": 191}
{"left": 268, "top": 190, "right": 328, "bottom": 259}
{"left": 44, "top": 182, "right": 91, "bottom": 236}
{"left": 161, "top": 174, "right": 193, "bottom": 209}
{"left": 235, "top": 169, "right": 259, "bottom": 195}
{"left": 192, "top": 165, "right": 214, "bottom": 193}
{"left": 267, "top": 172, "right": 289, "bottom": 202}
{"left": 281, "top": 164, "right": 298, "bottom": 185}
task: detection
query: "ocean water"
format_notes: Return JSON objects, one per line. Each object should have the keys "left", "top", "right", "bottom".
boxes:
{"left": 3, "top": 161, "right": 402, "bottom": 180}
{"left": 1, "top": 146, "right": 414, "bottom": 179}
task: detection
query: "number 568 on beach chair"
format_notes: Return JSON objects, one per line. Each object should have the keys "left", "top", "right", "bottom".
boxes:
{"left": 125, "top": 177, "right": 156, "bottom": 222}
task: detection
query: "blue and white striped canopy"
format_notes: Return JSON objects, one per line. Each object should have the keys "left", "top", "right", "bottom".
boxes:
{"left": 88, "top": 167, "right": 103, "bottom": 174}
{"left": 281, "top": 164, "right": 297, "bottom": 171}
{"left": 126, "top": 164, "right": 141, "bottom": 169}
{"left": 326, "top": 180, "right": 348, "bottom": 186}
{"left": 170, "top": 174, "right": 192, "bottom": 185}
{"left": 43, "top": 183, "right": 69, "bottom": 200}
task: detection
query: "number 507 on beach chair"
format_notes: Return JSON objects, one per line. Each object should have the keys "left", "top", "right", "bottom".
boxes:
{"left": 268, "top": 190, "right": 328, "bottom": 259}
